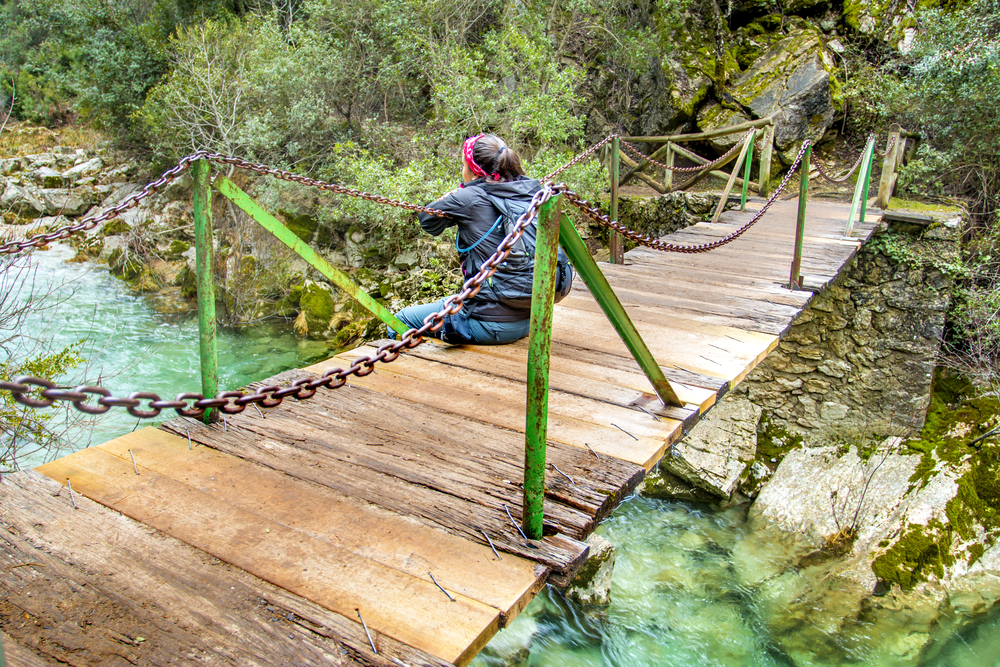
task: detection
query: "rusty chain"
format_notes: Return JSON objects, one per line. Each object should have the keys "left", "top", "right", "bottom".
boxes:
{"left": 620, "top": 129, "right": 755, "bottom": 174}
{"left": 0, "top": 152, "right": 207, "bottom": 256}
{"left": 0, "top": 151, "right": 449, "bottom": 257}
{"left": 543, "top": 134, "right": 618, "bottom": 181}
{"left": 875, "top": 134, "right": 899, "bottom": 158}
{"left": 0, "top": 186, "right": 556, "bottom": 419}
{"left": 2, "top": 137, "right": 813, "bottom": 418}
{"left": 812, "top": 133, "right": 874, "bottom": 184}
{"left": 561, "top": 140, "right": 811, "bottom": 254}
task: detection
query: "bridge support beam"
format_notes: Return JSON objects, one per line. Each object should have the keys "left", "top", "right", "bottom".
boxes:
{"left": 192, "top": 159, "right": 219, "bottom": 423}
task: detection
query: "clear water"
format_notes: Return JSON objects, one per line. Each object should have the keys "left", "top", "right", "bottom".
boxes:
{"left": 2, "top": 244, "right": 335, "bottom": 468}
{"left": 473, "top": 495, "right": 1000, "bottom": 667}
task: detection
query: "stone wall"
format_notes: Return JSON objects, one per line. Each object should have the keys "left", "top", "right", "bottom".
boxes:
{"left": 744, "top": 214, "right": 961, "bottom": 438}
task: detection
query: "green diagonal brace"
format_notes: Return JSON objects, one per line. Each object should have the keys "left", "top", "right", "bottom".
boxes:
{"left": 212, "top": 176, "right": 408, "bottom": 335}
{"left": 557, "top": 213, "right": 683, "bottom": 407}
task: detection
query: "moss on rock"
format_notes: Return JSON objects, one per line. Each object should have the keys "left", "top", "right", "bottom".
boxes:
{"left": 872, "top": 520, "right": 955, "bottom": 591}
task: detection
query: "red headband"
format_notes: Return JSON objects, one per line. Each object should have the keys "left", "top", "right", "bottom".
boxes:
{"left": 463, "top": 134, "right": 500, "bottom": 181}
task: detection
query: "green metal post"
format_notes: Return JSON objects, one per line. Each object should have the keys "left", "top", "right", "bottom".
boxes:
{"left": 522, "top": 195, "right": 563, "bottom": 540}
{"left": 192, "top": 159, "right": 219, "bottom": 423}
{"left": 789, "top": 145, "right": 811, "bottom": 290}
{"left": 858, "top": 140, "right": 875, "bottom": 228}
{"left": 557, "top": 212, "right": 683, "bottom": 407}
{"left": 845, "top": 138, "right": 875, "bottom": 237}
{"left": 740, "top": 130, "right": 755, "bottom": 210}
{"left": 609, "top": 136, "right": 623, "bottom": 264}
{"left": 213, "top": 176, "right": 408, "bottom": 335}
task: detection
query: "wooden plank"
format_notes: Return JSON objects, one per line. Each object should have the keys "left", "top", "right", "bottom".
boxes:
{"left": 96, "top": 428, "right": 544, "bottom": 626}
{"left": 36, "top": 448, "right": 498, "bottom": 666}
{"left": 317, "top": 353, "right": 683, "bottom": 471}
{"left": 159, "top": 374, "right": 626, "bottom": 571}
{"left": 366, "top": 341, "right": 699, "bottom": 424}
{"left": 2, "top": 470, "right": 448, "bottom": 667}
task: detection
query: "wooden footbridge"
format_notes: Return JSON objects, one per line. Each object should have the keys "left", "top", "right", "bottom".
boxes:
{"left": 1, "top": 126, "right": 902, "bottom": 666}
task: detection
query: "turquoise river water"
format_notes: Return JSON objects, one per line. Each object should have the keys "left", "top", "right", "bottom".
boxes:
{"left": 5, "top": 247, "right": 999, "bottom": 666}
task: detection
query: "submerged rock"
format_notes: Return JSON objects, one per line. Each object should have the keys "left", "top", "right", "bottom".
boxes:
{"left": 562, "top": 533, "right": 616, "bottom": 606}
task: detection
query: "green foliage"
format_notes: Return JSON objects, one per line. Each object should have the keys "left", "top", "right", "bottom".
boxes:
{"left": 1, "top": 341, "right": 85, "bottom": 474}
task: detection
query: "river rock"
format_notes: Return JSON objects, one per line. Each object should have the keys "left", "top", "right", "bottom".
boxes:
{"left": 39, "top": 188, "right": 97, "bottom": 216}
{"left": 1, "top": 182, "right": 45, "bottom": 218}
{"left": 698, "top": 29, "right": 837, "bottom": 166}
{"left": 660, "top": 395, "right": 761, "bottom": 498}
{"left": 62, "top": 157, "right": 104, "bottom": 180}
{"left": 562, "top": 533, "right": 616, "bottom": 606}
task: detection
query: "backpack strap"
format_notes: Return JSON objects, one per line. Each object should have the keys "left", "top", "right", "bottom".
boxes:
{"left": 455, "top": 214, "right": 503, "bottom": 253}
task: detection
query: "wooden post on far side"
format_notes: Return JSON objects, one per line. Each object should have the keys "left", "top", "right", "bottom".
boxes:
{"left": 876, "top": 123, "right": 902, "bottom": 209}
{"left": 664, "top": 142, "right": 674, "bottom": 191}
{"left": 758, "top": 122, "right": 775, "bottom": 199}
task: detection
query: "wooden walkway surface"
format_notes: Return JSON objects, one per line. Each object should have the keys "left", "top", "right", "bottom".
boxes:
{"left": 3, "top": 199, "right": 878, "bottom": 666}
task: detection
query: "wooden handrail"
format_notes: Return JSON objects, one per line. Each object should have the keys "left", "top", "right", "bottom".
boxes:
{"left": 622, "top": 117, "right": 774, "bottom": 144}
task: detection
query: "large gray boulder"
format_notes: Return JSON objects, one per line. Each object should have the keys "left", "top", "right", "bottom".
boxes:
{"left": 660, "top": 395, "right": 761, "bottom": 497}
{"left": 1, "top": 182, "right": 46, "bottom": 218}
{"left": 742, "top": 438, "right": 1000, "bottom": 666}
{"left": 699, "top": 30, "right": 838, "bottom": 166}
{"left": 39, "top": 188, "right": 98, "bottom": 216}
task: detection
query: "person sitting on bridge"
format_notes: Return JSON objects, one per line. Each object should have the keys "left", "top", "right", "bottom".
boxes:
{"left": 389, "top": 134, "right": 542, "bottom": 345}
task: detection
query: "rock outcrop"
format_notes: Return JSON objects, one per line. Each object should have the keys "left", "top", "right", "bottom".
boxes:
{"left": 699, "top": 29, "right": 839, "bottom": 165}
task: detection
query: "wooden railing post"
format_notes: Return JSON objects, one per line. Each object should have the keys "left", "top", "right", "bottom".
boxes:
{"left": 876, "top": 123, "right": 903, "bottom": 209}
{"left": 523, "top": 194, "right": 563, "bottom": 540}
{"left": 789, "top": 144, "right": 811, "bottom": 290}
{"left": 609, "top": 136, "right": 624, "bottom": 264}
{"left": 758, "top": 122, "right": 774, "bottom": 199}
{"left": 740, "top": 130, "right": 757, "bottom": 210}
{"left": 664, "top": 141, "right": 674, "bottom": 191}
{"left": 709, "top": 132, "right": 755, "bottom": 224}
{"left": 192, "top": 159, "right": 219, "bottom": 423}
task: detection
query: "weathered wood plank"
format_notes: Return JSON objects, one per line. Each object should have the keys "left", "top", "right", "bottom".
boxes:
{"left": 36, "top": 447, "right": 497, "bottom": 666}
{"left": 96, "top": 428, "right": 544, "bottom": 626}
{"left": 318, "top": 354, "right": 682, "bottom": 470}
{"left": 1, "top": 470, "right": 448, "bottom": 667}
{"left": 160, "top": 372, "right": 632, "bottom": 571}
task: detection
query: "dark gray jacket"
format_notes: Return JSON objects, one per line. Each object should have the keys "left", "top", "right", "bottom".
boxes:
{"left": 418, "top": 176, "right": 541, "bottom": 322}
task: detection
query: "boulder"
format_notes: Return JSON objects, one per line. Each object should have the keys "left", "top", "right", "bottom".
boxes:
{"left": 298, "top": 280, "right": 335, "bottom": 339}
{"left": 843, "top": 0, "right": 919, "bottom": 52}
{"left": 39, "top": 188, "right": 97, "bottom": 216}
{"left": 660, "top": 395, "right": 761, "bottom": 497}
{"left": 62, "top": 157, "right": 104, "bottom": 180}
{"left": 562, "top": 533, "right": 617, "bottom": 606}
{"left": 30, "top": 166, "right": 68, "bottom": 188}
{"left": 698, "top": 29, "right": 838, "bottom": 166}
{"left": 1, "top": 182, "right": 46, "bottom": 218}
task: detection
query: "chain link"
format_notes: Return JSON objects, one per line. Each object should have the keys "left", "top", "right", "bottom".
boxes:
{"left": 0, "top": 152, "right": 210, "bottom": 256}
{"left": 812, "top": 133, "right": 874, "bottom": 184}
{"left": 0, "top": 185, "right": 557, "bottom": 419}
{"left": 543, "top": 134, "right": 618, "bottom": 181}
{"left": 620, "top": 129, "right": 755, "bottom": 174}
{"left": 0, "top": 151, "right": 450, "bottom": 257}
{"left": 563, "top": 140, "right": 811, "bottom": 254}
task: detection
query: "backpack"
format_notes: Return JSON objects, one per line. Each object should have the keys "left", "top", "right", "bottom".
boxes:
{"left": 481, "top": 191, "right": 574, "bottom": 309}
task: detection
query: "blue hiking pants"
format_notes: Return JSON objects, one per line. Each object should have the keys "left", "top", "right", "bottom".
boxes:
{"left": 389, "top": 299, "right": 530, "bottom": 345}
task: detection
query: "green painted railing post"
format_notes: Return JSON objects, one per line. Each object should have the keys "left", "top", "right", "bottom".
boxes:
{"left": 858, "top": 140, "right": 875, "bottom": 228}
{"left": 609, "top": 136, "right": 624, "bottom": 264}
{"left": 740, "top": 130, "right": 756, "bottom": 210}
{"left": 789, "top": 144, "right": 811, "bottom": 290}
{"left": 192, "top": 159, "right": 219, "bottom": 423}
{"left": 557, "top": 213, "right": 683, "bottom": 407}
{"left": 523, "top": 195, "right": 563, "bottom": 540}
{"left": 845, "top": 137, "right": 875, "bottom": 237}
{"left": 212, "top": 176, "right": 408, "bottom": 335}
